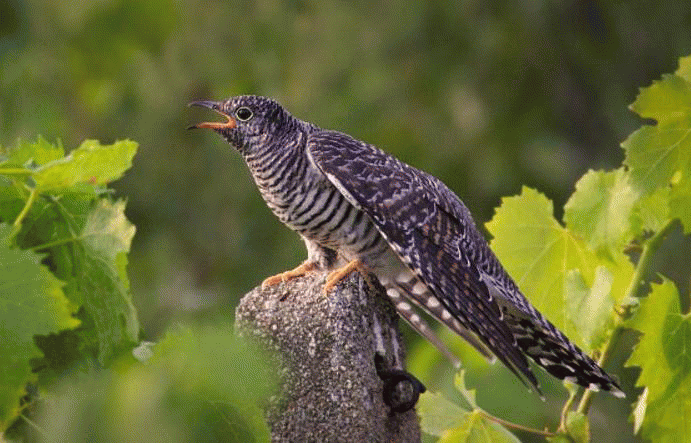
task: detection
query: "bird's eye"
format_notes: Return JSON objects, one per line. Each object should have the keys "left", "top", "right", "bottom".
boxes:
{"left": 235, "top": 107, "right": 253, "bottom": 121}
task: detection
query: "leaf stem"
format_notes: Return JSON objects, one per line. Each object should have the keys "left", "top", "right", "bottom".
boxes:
{"left": 20, "top": 413, "right": 46, "bottom": 436}
{"left": 622, "top": 219, "right": 676, "bottom": 305}
{"left": 0, "top": 167, "right": 32, "bottom": 175}
{"left": 575, "top": 218, "right": 675, "bottom": 415}
{"left": 477, "top": 409, "right": 556, "bottom": 437}
{"left": 559, "top": 388, "right": 581, "bottom": 431}
{"left": 10, "top": 187, "right": 38, "bottom": 240}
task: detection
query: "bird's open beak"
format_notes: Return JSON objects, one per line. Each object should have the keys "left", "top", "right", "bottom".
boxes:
{"left": 187, "top": 100, "right": 237, "bottom": 130}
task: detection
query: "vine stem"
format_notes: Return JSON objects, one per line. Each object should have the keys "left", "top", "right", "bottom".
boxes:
{"left": 477, "top": 409, "right": 556, "bottom": 437}
{"left": 575, "top": 218, "right": 676, "bottom": 415}
{"left": 0, "top": 167, "right": 32, "bottom": 175}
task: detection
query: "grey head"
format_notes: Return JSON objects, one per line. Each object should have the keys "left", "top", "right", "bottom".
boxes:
{"left": 188, "top": 95, "right": 296, "bottom": 154}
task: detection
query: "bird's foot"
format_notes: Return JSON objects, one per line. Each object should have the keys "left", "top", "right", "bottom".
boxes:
{"left": 323, "top": 259, "right": 373, "bottom": 294}
{"left": 261, "top": 261, "right": 318, "bottom": 290}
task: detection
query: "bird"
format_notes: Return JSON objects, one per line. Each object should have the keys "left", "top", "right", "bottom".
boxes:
{"left": 188, "top": 95, "right": 624, "bottom": 398}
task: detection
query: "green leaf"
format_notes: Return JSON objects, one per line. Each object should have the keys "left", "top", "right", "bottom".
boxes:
{"left": 626, "top": 279, "right": 691, "bottom": 442}
{"left": 0, "top": 136, "right": 64, "bottom": 167}
{"left": 630, "top": 74, "right": 691, "bottom": 125}
{"left": 44, "top": 199, "right": 138, "bottom": 364}
{"left": 75, "top": 200, "right": 139, "bottom": 362}
{"left": 0, "top": 224, "right": 79, "bottom": 430}
{"left": 669, "top": 179, "right": 691, "bottom": 234}
{"left": 564, "top": 168, "right": 639, "bottom": 257}
{"left": 630, "top": 186, "right": 671, "bottom": 235}
{"left": 486, "top": 187, "right": 631, "bottom": 350}
{"left": 547, "top": 411, "right": 589, "bottom": 443}
{"left": 621, "top": 121, "right": 691, "bottom": 194}
{"left": 437, "top": 411, "right": 521, "bottom": 443}
{"left": 676, "top": 56, "right": 691, "bottom": 82}
{"left": 32, "top": 139, "right": 137, "bottom": 191}
{"left": 418, "top": 389, "right": 520, "bottom": 443}
{"left": 418, "top": 391, "right": 471, "bottom": 437}
{"left": 564, "top": 267, "right": 615, "bottom": 350}
{"left": 632, "top": 388, "right": 648, "bottom": 435}
{"left": 623, "top": 55, "right": 691, "bottom": 234}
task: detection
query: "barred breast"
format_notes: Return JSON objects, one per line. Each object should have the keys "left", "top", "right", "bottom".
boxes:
{"left": 244, "top": 138, "right": 392, "bottom": 268}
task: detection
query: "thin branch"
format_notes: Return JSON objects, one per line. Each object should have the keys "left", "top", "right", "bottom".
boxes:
{"left": 477, "top": 409, "right": 557, "bottom": 437}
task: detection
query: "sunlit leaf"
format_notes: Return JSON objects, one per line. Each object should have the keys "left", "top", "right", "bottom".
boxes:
{"left": 630, "top": 74, "right": 691, "bottom": 125}
{"left": 630, "top": 186, "right": 670, "bottom": 235}
{"left": 621, "top": 121, "right": 691, "bottom": 194}
{"left": 0, "top": 136, "right": 64, "bottom": 167}
{"left": 437, "top": 410, "right": 521, "bottom": 443}
{"left": 564, "top": 267, "right": 615, "bottom": 350}
{"left": 626, "top": 279, "right": 691, "bottom": 442}
{"left": 486, "top": 187, "right": 631, "bottom": 350}
{"left": 418, "top": 391, "right": 471, "bottom": 437}
{"left": 623, "top": 55, "right": 691, "bottom": 234}
{"left": 564, "top": 168, "right": 639, "bottom": 258}
{"left": 33, "top": 139, "right": 137, "bottom": 191}
{"left": 669, "top": 179, "right": 691, "bottom": 234}
{"left": 547, "top": 411, "right": 589, "bottom": 443}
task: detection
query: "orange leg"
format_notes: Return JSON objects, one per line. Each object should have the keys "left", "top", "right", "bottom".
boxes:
{"left": 261, "top": 261, "right": 318, "bottom": 290}
{"left": 323, "top": 259, "right": 372, "bottom": 294}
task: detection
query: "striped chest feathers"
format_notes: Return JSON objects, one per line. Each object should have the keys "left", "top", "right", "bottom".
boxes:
{"left": 248, "top": 150, "right": 392, "bottom": 266}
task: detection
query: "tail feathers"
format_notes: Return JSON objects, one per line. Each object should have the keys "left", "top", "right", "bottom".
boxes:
{"left": 384, "top": 273, "right": 495, "bottom": 362}
{"left": 508, "top": 315, "right": 624, "bottom": 397}
{"left": 386, "top": 285, "right": 461, "bottom": 367}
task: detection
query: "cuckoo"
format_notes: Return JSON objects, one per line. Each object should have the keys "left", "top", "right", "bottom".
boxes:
{"left": 189, "top": 95, "right": 624, "bottom": 398}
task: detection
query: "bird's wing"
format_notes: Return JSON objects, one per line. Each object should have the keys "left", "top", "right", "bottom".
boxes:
{"left": 306, "top": 130, "right": 539, "bottom": 391}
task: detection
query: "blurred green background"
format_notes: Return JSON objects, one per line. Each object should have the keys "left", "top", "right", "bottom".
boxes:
{"left": 2, "top": 0, "right": 690, "bottom": 441}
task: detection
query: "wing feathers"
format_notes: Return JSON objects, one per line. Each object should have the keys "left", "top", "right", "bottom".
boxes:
{"left": 307, "top": 130, "right": 539, "bottom": 391}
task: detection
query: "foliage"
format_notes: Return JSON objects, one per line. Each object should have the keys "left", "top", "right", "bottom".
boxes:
{"left": 0, "top": 138, "right": 272, "bottom": 442}
{"left": 36, "top": 326, "right": 273, "bottom": 443}
{"left": 418, "top": 55, "right": 691, "bottom": 442}
{"left": 0, "top": 137, "right": 137, "bottom": 429}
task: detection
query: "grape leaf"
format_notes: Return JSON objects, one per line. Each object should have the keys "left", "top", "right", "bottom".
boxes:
{"left": 564, "top": 267, "right": 614, "bottom": 350}
{"left": 418, "top": 391, "right": 471, "bottom": 437}
{"left": 626, "top": 279, "right": 691, "bottom": 442}
{"left": 669, "top": 179, "right": 691, "bottom": 234}
{"left": 547, "top": 412, "right": 589, "bottom": 443}
{"left": 45, "top": 199, "right": 139, "bottom": 364}
{"left": 0, "top": 224, "right": 79, "bottom": 430}
{"left": 564, "top": 168, "right": 639, "bottom": 258}
{"left": 486, "top": 187, "right": 631, "bottom": 351}
{"left": 630, "top": 186, "right": 670, "bottom": 235}
{"left": 437, "top": 411, "right": 521, "bottom": 443}
{"left": 32, "top": 139, "right": 137, "bottom": 191}
{"left": 630, "top": 74, "right": 691, "bottom": 125}
{"left": 418, "top": 384, "right": 519, "bottom": 443}
{"left": 0, "top": 136, "right": 64, "bottom": 167}
{"left": 73, "top": 200, "right": 138, "bottom": 362}
{"left": 623, "top": 55, "right": 691, "bottom": 233}
{"left": 621, "top": 121, "right": 691, "bottom": 194}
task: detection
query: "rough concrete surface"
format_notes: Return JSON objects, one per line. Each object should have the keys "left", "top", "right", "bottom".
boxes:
{"left": 235, "top": 270, "right": 421, "bottom": 443}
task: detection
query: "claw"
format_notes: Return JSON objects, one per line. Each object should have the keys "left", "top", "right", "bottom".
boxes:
{"left": 323, "top": 259, "right": 371, "bottom": 294}
{"left": 261, "top": 261, "right": 318, "bottom": 290}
